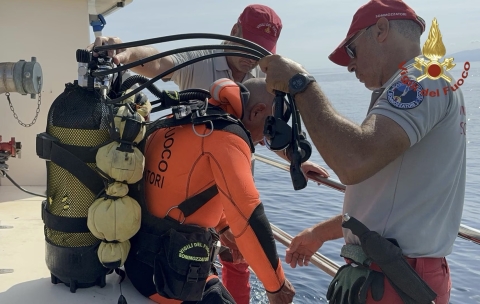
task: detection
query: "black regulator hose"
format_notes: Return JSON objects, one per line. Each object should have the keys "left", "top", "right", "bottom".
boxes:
{"left": 120, "top": 76, "right": 211, "bottom": 104}
{"left": 92, "top": 34, "right": 268, "bottom": 104}
{"left": 106, "top": 52, "right": 260, "bottom": 105}
{"left": 91, "top": 33, "right": 269, "bottom": 104}
{"left": 154, "top": 91, "right": 210, "bottom": 104}
{"left": 119, "top": 75, "right": 163, "bottom": 98}
{"left": 92, "top": 44, "right": 264, "bottom": 77}
{"left": 93, "top": 33, "right": 270, "bottom": 57}
{"left": 149, "top": 90, "right": 211, "bottom": 111}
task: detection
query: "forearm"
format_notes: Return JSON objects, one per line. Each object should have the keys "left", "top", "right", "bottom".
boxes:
{"left": 258, "top": 55, "right": 410, "bottom": 184}
{"left": 234, "top": 204, "right": 285, "bottom": 292}
{"left": 294, "top": 83, "right": 375, "bottom": 184}
{"left": 312, "top": 214, "right": 344, "bottom": 242}
{"left": 126, "top": 46, "right": 163, "bottom": 78}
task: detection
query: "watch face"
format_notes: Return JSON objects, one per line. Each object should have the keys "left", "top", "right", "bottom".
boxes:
{"left": 292, "top": 75, "right": 306, "bottom": 90}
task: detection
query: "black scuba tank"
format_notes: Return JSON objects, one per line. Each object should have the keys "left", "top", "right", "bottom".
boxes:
{"left": 36, "top": 49, "right": 151, "bottom": 293}
{"left": 38, "top": 82, "right": 112, "bottom": 292}
{"left": 37, "top": 81, "right": 149, "bottom": 292}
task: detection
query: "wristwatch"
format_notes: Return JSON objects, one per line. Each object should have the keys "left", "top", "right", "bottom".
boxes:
{"left": 288, "top": 73, "right": 316, "bottom": 97}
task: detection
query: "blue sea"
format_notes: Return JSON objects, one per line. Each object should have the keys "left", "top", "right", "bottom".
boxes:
{"left": 150, "top": 63, "right": 480, "bottom": 303}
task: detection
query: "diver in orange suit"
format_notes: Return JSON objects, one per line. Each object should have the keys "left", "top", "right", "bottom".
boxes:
{"left": 125, "top": 77, "right": 295, "bottom": 303}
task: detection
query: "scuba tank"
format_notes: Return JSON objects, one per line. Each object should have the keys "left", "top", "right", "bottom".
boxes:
{"left": 36, "top": 49, "right": 151, "bottom": 292}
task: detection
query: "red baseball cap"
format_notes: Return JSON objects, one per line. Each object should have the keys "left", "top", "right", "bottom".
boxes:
{"left": 329, "top": 0, "right": 426, "bottom": 66}
{"left": 237, "top": 4, "right": 282, "bottom": 54}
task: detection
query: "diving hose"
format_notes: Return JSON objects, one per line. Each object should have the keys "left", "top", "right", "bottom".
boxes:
{"left": 119, "top": 75, "right": 163, "bottom": 98}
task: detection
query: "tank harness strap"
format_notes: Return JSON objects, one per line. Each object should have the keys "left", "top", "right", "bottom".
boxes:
{"left": 131, "top": 185, "right": 221, "bottom": 274}
{"left": 37, "top": 132, "right": 98, "bottom": 163}
{"left": 60, "top": 144, "right": 97, "bottom": 163}
{"left": 41, "top": 201, "right": 90, "bottom": 233}
{"left": 176, "top": 184, "right": 219, "bottom": 218}
{"left": 132, "top": 177, "right": 218, "bottom": 227}
{"left": 50, "top": 142, "right": 104, "bottom": 195}
{"left": 36, "top": 132, "right": 104, "bottom": 196}
{"left": 37, "top": 133, "right": 102, "bottom": 234}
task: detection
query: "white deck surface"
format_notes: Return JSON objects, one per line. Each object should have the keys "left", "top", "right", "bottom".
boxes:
{"left": 0, "top": 186, "right": 155, "bottom": 304}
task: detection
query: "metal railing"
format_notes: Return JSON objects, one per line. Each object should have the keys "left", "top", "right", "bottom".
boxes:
{"left": 270, "top": 224, "right": 339, "bottom": 276}
{"left": 255, "top": 153, "right": 480, "bottom": 249}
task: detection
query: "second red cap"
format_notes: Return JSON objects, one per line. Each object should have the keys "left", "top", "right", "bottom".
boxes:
{"left": 238, "top": 4, "right": 282, "bottom": 54}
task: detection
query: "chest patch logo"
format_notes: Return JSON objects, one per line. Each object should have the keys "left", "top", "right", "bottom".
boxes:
{"left": 386, "top": 80, "right": 424, "bottom": 110}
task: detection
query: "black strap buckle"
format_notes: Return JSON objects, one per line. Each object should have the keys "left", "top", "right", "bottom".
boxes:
{"left": 36, "top": 132, "right": 59, "bottom": 160}
{"left": 187, "top": 265, "right": 200, "bottom": 282}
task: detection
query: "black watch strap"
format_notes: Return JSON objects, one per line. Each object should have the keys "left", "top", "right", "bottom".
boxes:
{"left": 289, "top": 73, "right": 316, "bottom": 97}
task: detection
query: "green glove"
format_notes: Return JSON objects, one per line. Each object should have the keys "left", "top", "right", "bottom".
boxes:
{"left": 326, "top": 264, "right": 384, "bottom": 304}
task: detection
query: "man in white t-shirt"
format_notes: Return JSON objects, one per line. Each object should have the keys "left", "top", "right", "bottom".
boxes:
{"left": 257, "top": 0, "right": 466, "bottom": 303}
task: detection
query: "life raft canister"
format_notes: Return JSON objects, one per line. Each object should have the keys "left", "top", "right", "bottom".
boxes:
{"left": 36, "top": 81, "right": 150, "bottom": 293}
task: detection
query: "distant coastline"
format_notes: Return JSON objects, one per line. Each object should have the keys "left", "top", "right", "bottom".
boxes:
{"left": 447, "top": 48, "right": 480, "bottom": 63}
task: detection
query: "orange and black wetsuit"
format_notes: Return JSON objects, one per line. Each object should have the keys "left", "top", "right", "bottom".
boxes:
{"left": 125, "top": 80, "right": 286, "bottom": 303}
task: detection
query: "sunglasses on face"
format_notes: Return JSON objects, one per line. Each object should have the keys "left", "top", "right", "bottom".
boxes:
{"left": 345, "top": 25, "right": 373, "bottom": 59}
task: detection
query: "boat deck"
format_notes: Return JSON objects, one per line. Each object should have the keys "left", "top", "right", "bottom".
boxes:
{"left": 0, "top": 185, "right": 154, "bottom": 304}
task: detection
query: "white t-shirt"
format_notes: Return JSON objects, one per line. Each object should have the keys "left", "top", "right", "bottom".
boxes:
{"left": 169, "top": 49, "right": 264, "bottom": 90}
{"left": 343, "top": 57, "right": 466, "bottom": 258}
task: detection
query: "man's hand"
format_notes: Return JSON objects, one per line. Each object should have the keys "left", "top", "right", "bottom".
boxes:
{"left": 275, "top": 149, "right": 330, "bottom": 182}
{"left": 87, "top": 36, "right": 129, "bottom": 65}
{"left": 220, "top": 228, "right": 245, "bottom": 264}
{"left": 258, "top": 55, "right": 308, "bottom": 94}
{"left": 301, "top": 160, "right": 329, "bottom": 179}
{"left": 285, "top": 226, "right": 324, "bottom": 268}
{"left": 266, "top": 278, "right": 295, "bottom": 304}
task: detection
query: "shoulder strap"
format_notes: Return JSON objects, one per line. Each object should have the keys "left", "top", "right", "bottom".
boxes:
{"left": 204, "top": 106, "right": 255, "bottom": 153}
{"left": 208, "top": 118, "right": 255, "bottom": 153}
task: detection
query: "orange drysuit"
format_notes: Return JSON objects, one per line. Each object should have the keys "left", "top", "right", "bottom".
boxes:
{"left": 132, "top": 79, "right": 286, "bottom": 303}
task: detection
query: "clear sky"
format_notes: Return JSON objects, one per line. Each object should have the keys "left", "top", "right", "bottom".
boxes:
{"left": 93, "top": 0, "right": 480, "bottom": 70}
